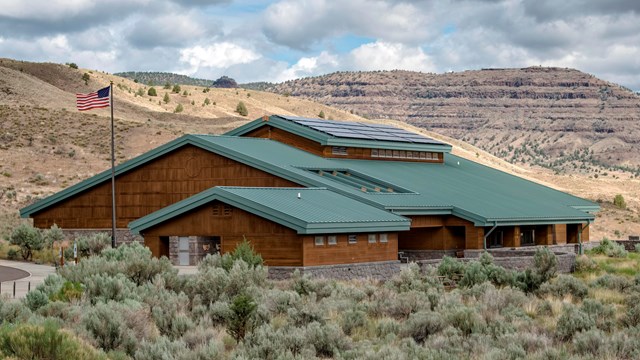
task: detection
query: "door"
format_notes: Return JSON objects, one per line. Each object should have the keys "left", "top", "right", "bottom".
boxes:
{"left": 521, "top": 229, "right": 535, "bottom": 246}
{"left": 178, "top": 237, "right": 190, "bottom": 265}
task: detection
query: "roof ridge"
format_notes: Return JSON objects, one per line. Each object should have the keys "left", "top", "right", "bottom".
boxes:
{"left": 219, "top": 186, "right": 328, "bottom": 191}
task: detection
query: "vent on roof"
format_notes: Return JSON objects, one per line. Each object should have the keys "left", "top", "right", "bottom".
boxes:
{"left": 306, "top": 168, "right": 413, "bottom": 194}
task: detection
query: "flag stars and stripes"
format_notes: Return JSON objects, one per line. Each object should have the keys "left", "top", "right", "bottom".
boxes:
{"left": 76, "top": 86, "right": 110, "bottom": 111}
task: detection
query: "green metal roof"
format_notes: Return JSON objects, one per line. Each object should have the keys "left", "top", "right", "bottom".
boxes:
{"left": 129, "top": 187, "right": 411, "bottom": 235}
{"left": 225, "top": 115, "right": 453, "bottom": 153}
{"left": 21, "top": 116, "right": 599, "bottom": 227}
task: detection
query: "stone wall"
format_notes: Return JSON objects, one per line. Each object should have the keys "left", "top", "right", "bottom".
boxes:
{"left": 268, "top": 261, "right": 401, "bottom": 281}
{"left": 614, "top": 240, "right": 640, "bottom": 251}
{"left": 62, "top": 228, "right": 143, "bottom": 246}
{"left": 401, "top": 250, "right": 459, "bottom": 261}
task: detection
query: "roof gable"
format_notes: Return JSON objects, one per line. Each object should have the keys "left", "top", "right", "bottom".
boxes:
{"left": 129, "top": 187, "right": 411, "bottom": 235}
{"left": 225, "top": 115, "right": 453, "bottom": 153}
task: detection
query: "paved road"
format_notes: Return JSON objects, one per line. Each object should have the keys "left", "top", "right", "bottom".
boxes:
{"left": 0, "top": 265, "right": 30, "bottom": 282}
{"left": 0, "top": 260, "right": 56, "bottom": 299}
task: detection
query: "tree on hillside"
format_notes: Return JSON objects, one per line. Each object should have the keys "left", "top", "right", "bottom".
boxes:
{"left": 147, "top": 87, "right": 157, "bottom": 96}
{"left": 163, "top": 82, "right": 171, "bottom": 89}
{"left": 82, "top": 73, "right": 90, "bottom": 85}
{"left": 318, "top": 110, "right": 325, "bottom": 119}
{"left": 172, "top": 84, "right": 181, "bottom": 93}
{"left": 236, "top": 101, "right": 248, "bottom": 116}
{"left": 68, "top": 63, "right": 78, "bottom": 69}
{"left": 163, "top": 93, "right": 170, "bottom": 104}
{"left": 204, "top": 98, "right": 211, "bottom": 106}
{"left": 174, "top": 104, "right": 184, "bottom": 113}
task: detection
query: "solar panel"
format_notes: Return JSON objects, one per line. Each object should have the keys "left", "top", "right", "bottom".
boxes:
{"left": 282, "top": 115, "right": 445, "bottom": 145}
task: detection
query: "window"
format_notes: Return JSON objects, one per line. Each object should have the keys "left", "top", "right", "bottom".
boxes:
{"left": 521, "top": 229, "right": 535, "bottom": 246}
{"left": 348, "top": 234, "right": 357, "bottom": 244}
{"left": 328, "top": 235, "right": 337, "bottom": 245}
{"left": 332, "top": 146, "right": 347, "bottom": 155}
{"left": 368, "top": 234, "right": 377, "bottom": 243}
{"left": 315, "top": 236, "right": 325, "bottom": 246}
{"left": 370, "top": 149, "right": 442, "bottom": 161}
{"left": 488, "top": 231, "right": 503, "bottom": 248}
{"left": 379, "top": 233, "right": 388, "bottom": 243}
{"left": 371, "top": 149, "right": 378, "bottom": 157}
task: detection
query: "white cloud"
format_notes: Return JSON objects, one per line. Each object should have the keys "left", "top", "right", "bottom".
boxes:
{"left": 350, "top": 41, "right": 435, "bottom": 72}
{"left": 179, "top": 42, "right": 261, "bottom": 75}
{"left": 276, "top": 51, "right": 339, "bottom": 81}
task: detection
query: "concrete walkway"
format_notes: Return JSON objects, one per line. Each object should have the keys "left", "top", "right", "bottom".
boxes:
{"left": 0, "top": 260, "right": 56, "bottom": 299}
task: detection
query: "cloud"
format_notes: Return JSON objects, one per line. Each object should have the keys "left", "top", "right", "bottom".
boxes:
{"left": 349, "top": 41, "right": 435, "bottom": 72}
{"left": 261, "top": 0, "right": 433, "bottom": 50}
{"left": 125, "top": 13, "right": 219, "bottom": 48}
{"left": 179, "top": 42, "right": 261, "bottom": 75}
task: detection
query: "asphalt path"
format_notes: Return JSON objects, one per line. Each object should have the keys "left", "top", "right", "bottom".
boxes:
{"left": 0, "top": 265, "right": 30, "bottom": 282}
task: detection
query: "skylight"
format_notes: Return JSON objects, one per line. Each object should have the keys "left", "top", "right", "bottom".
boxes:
{"left": 305, "top": 168, "right": 413, "bottom": 194}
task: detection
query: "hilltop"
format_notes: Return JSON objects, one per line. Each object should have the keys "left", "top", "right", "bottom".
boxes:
{"left": 0, "top": 59, "right": 638, "bottom": 240}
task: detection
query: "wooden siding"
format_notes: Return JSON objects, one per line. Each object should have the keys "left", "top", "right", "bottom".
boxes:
{"left": 244, "top": 125, "right": 444, "bottom": 163}
{"left": 302, "top": 233, "right": 398, "bottom": 266}
{"left": 142, "top": 201, "right": 303, "bottom": 265}
{"left": 400, "top": 215, "right": 478, "bottom": 250}
{"left": 32, "top": 145, "right": 300, "bottom": 229}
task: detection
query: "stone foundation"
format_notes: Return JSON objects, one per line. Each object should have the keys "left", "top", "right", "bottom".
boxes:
{"left": 268, "top": 261, "right": 401, "bottom": 281}
{"left": 61, "top": 228, "right": 143, "bottom": 246}
{"left": 614, "top": 240, "right": 640, "bottom": 251}
{"left": 401, "top": 250, "right": 459, "bottom": 261}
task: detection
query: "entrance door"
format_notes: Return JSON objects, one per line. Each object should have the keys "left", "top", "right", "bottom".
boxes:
{"left": 521, "top": 229, "right": 535, "bottom": 246}
{"left": 178, "top": 237, "right": 190, "bottom": 265}
{"left": 488, "top": 231, "right": 503, "bottom": 248}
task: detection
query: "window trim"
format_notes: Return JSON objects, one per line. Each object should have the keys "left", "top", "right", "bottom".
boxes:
{"left": 327, "top": 235, "right": 337, "bottom": 245}
{"left": 348, "top": 234, "right": 357, "bottom": 244}
{"left": 368, "top": 234, "right": 377, "bottom": 243}
{"left": 314, "top": 236, "right": 325, "bottom": 246}
{"left": 379, "top": 233, "right": 388, "bottom": 243}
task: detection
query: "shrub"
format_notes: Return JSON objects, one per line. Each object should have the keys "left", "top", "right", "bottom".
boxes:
{"left": 7, "top": 248, "right": 18, "bottom": 260}
{"left": 220, "top": 238, "right": 264, "bottom": 271}
{"left": 635, "top": 243, "right": 640, "bottom": 253}
{"left": 10, "top": 223, "right": 44, "bottom": 261}
{"left": 459, "top": 261, "right": 488, "bottom": 287}
{"left": 572, "top": 328, "right": 606, "bottom": 356}
{"left": 81, "top": 301, "right": 138, "bottom": 354}
{"left": 50, "top": 281, "right": 84, "bottom": 302}
{"left": 25, "top": 289, "right": 49, "bottom": 311}
{"left": 76, "top": 232, "right": 110, "bottom": 257}
{"left": 613, "top": 194, "right": 626, "bottom": 209}
{"left": 538, "top": 275, "right": 588, "bottom": 300}
{"left": 318, "top": 110, "right": 325, "bottom": 119}
{"left": 226, "top": 293, "right": 257, "bottom": 342}
{"left": 204, "top": 98, "right": 211, "bottom": 105}
{"left": 0, "top": 300, "right": 32, "bottom": 324}
{"left": 0, "top": 320, "right": 108, "bottom": 359}
{"left": 147, "top": 87, "right": 157, "bottom": 96}
{"left": 236, "top": 101, "right": 248, "bottom": 116}
{"left": 593, "top": 273, "right": 633, "bottom": 292}
{"left": 556, "top": 304, "right": 595, "bottom": 340}
{"left": 445, "top": 305, "right": 485, "bottom": 336}
{"left": 624, "top": 303, "right": 640, "bottom": 327}
{"left": 134, "top": 336, "right": 188, "bottom": 360}
{"left": 163, "top": 93, "right": 170, "bottom": 104}
{"left": 163, "top": 82, "right": 171, "bottom": 89}
{"left": 340, "top": 308, "right": 367, "bottom": 336}
{"left": 386, "top": 263, "right": 442, "bottom": 293}
{"left": 83, "top": 273, "right": 139, "bottom": 304}
{"left": 591, "top": 238, "right": 628, "bottom": 258}
{"left": 68, "top": 63, "right": 78, "bottom": 69}
{"left": 401, "top": 311, "right": 446, "bottom": 343}
{"left": 172, "top": 84, "right": 181, "bottom": 93}
{"left": 533, "top": 247, "right": 557, "bottom": 282}
{"left": 437, "top": 256, "right": 465, "bottom": 279}
{"left": 574, "top": 254, "right": 597, "bottom": 272}
{"left": 174, "top": 104, "right": 184, "bottom": 113}
{"left": 581, "top": 299, "right": 615, "bottom": 332}
{"left": 44, "top": 224, "right": 64, "bottom": 248}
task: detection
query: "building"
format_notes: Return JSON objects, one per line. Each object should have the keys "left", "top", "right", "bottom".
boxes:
{"left": 20, "top": 115, "right": 598, "bottom": 273}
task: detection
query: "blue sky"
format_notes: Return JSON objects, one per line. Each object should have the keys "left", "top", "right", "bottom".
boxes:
{"left": 1, "top": 0, "right": 639, "bottom": 90}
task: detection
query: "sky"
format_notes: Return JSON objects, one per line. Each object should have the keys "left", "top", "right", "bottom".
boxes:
{"left": 1, "top": 0, "right": 639, "bottom": 90}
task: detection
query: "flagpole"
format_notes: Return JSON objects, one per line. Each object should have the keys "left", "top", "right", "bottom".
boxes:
{"left": 110, "top": 81, "right": 117, "bottom": 248}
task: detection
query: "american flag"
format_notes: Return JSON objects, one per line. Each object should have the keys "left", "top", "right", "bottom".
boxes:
{"left": 76, "top": 86, "right": 110, "bottom": 111}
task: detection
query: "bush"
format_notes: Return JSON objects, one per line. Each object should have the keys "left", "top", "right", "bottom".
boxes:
{"left": 226, "top": 294, "right": 257, "bottom": 342}
{"left": 204, "top": 98, "right": 211, "bottom": 105}
{"left": 76, "top": 232, "right": 110, "bottom": 257}
{"left": 613, "top": 194, "right": 626, "bottom": 209}
{"left": 68, "top": 63, "right": 78, "bottom": 69}
{"left": 593, "top": 274, "right": 633, "bottom": 292}
{"left": 7, "top": 248, "right": 18, "bottom": 260}
{"left": 82, "top": 72, "right": 90, "bottom": 85}
{"left": 0, "top": 321, "right": 108, "bottom": 359}
{"left": 134, "top": 336, "right": 188, "bottom": 360}
{"left": 459, "top": 261, "right": 488, "bottom": 287}
{"left": 10, "top": 223, "right": 44, "bottom": 261}
{"left": 574, "top": 254, "right": 597, "bottom": 272}
{"left": 174, "top": 104, "right": 184, "bottom": 113}
{"left": 590, "top": 238, "right": 628, "bottom": 257}
{"left": 163, "top": 82, "right": 171, "bottom": 89}
{"left": 581, "top": 299, "right": 615, "bottom": 332}
{"left": 236, "top": 101, "right": 248, "bottom": 116}
{"left": 25, "top": 289, "right": 49, "bottom": 311}
{"left": 444, "top": 305, "right": 485, "bottom": 336}
{"left": 172, "top": 84, "right": 181, "bottom": 93}
{"left": 163, "top": 93, "right": 170, "bottom": 104}
{"left": 572, "top": 328, "right": 606, "bottom": 356}
{"left": 82, "top": 301, "right": 138, "bottom": 354}
{"left": 556, "top": 304, "right": 595, "bottom": 340}
{"left": 538, "top": 275, "right": 588, "bottom": 300}
{"left": 340, "top": 309, "right": 367, "bottom": 336}
{"left": 219, "top": 238, "right": 263, "bottom": 271}
{"left": 318, "top": 110, "right": 325, "bottom": 119}
{"left": 401, "top": 311, "right": 446, "bottom": 343}
{"left": 437, "top": 256, "right": 465, "bottom": 279}
{"left": 533, "top": 247, "right": 557, "bottom": 282}
{"left": 147, "top": 87, "right": 157, "bottom": 96}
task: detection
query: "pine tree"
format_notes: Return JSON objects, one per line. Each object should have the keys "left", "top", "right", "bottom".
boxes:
{"left": 163, "top": 93, "right": 170, "bottom": 104}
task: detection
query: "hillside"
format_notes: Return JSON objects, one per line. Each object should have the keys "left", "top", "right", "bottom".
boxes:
{"left": 269, "top": 68, "right": 640, "bottom": 177}
{"left": 0, "top": 59, "right": 638, "bottom": 240}
{"left": 114, "top": 71, "right": 216, "bottom": 87}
